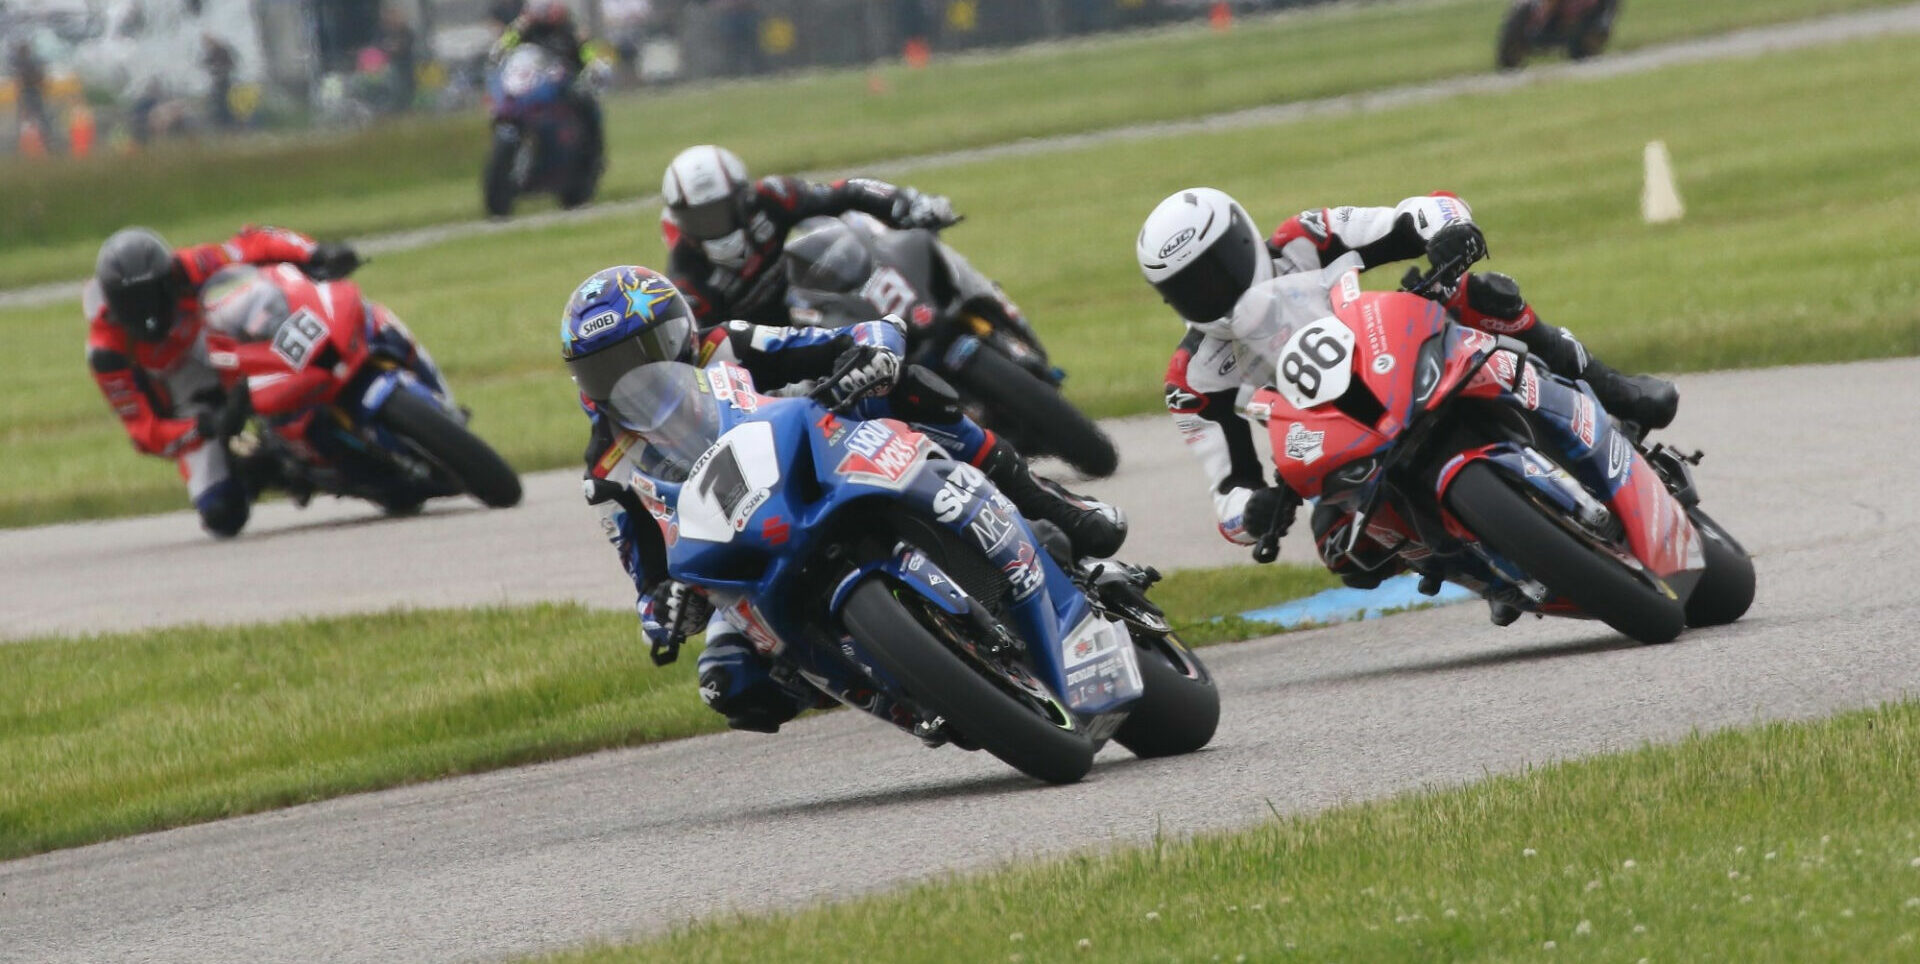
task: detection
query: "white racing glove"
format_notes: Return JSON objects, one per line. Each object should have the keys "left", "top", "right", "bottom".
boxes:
{"left": 893, "top": 189, "right": 960, "bottom": 230}
{"left": 812, "top": 342, "right": 903, "bottom": 412}
{"left": 638, "top": 579, "right": 712, "bottom": 665}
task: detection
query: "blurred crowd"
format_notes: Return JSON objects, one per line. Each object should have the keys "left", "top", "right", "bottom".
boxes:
{"left": 2, "top": 0, "right": 1330, "bottom": 159}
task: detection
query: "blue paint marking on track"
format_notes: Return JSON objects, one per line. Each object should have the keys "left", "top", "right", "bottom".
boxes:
{"left": 1239, "top": 574, "right": 1476, "bottom": 630}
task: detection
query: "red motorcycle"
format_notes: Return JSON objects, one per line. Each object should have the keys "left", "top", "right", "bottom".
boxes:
{"left": 1498, "top": 0, "right": 1622, "bottom": 70}
{"left": 199, "top": 263, "right": 523, "bottom": 514}
{"left": 1242, "top": 260, "right": 1751, "bottom": 644}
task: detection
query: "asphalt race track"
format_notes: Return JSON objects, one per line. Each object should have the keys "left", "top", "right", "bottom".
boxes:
{"left": 3, "top": 357, "right": 1917, "bottom": 962}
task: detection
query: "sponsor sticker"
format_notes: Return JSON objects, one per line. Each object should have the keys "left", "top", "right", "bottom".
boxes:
{"left": 1518, "top": 366, "right": 1541, "bottom": 410}
{"left": 1283, "top": 421, "right": 1325, "bottom": 464}
{"left": 576, "top": 310, "right": 620, "bottom": 340}
{"left": 1372, "top": 354, "right": 1396, "bottom": 374}
{"left": 1158, "top": 227, "right": 1198, "bottom": 260}
{"left": 1607, "top": 432, "right": 1633, "bottom": 480}
{"left": 1339, "top": 270, "right": 1363, "bottom": 305}
{"left": 1573, "top": 394, "right": 1597, "bottom": 448}
{"left": 1002, "top": 541, "right": 1044, "bottom": 600}
{"left": 835, "top": 420, "right": 925, "bottom": 486}
{"left": 933, "top": 463, "right": 988, "bottom": 523}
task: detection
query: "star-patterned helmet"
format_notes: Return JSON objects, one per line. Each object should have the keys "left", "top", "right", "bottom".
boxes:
{"left": 560, "top": 265, "right": 696, "bottom": 405}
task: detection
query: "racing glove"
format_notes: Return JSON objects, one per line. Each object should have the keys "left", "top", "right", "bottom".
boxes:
{"left": 891, "top": 189, "right": 960, "bottom": 231}
{"left": 305, "top": 242, "right": 363, "bottom": 281}
{"left": 638, "top": 580, "right": 712, "bottom": 666}
{"left": 1244, "top": 486, "right": 1301, "bottom": 564}
{"left": 812, "top": 340, "right": 903, "bottom": 412}
{"left": 195, "top": 381, "right": 253, "bottom": 441}
{"left": 1424, "top": 221, "right": 1487, "bottom": 286}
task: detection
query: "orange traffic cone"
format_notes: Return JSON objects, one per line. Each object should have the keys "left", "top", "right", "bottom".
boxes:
{"left": 68, "top": 106, "right": 96, "bottom": 158}
{"left": 1210, "top": 1, "right": 1233, "bottom": 32}
{"left": 903, "top": 37, "right": 931, "bottom": 69}
{"left": 18, "top": 119, "right": 47, "bottom": 158}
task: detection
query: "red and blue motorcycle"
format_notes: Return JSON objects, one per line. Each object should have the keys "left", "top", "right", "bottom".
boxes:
{"left": 482, "top": 45, "right": 602, "bottom": 217}
{"left": 1242, "top": 260, "right": 1752, "bottom": 644}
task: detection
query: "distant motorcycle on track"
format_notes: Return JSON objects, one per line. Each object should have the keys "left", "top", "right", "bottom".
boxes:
{"left": 1497, "top": 0, "right": 1622, "bottom": 70}
{"left": 200, "top": 263, "right": 524, "bottom": 515}
{"left": 482, "top": 45, "right": 603, "bottom": 217}
{"left": 586, "top": 360, "right": 1218, "bottom": 784}
{"left": 1241, "top": 258, "right": 1752, "bottom": 644}
{"left": 781, "top": 214, "right": 1122, "bottom": 478}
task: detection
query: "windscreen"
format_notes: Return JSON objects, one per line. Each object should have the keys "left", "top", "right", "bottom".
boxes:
{"left": 785, "top": 219, "right": 874, "bottom": 296}
{"left": 200, "top": 265, "right": 291, "bottom": 343}
{"left": 604, "top": 363, "right": 724, "bottom": 480}
{"left": 1226, "top": 257, "right": 1354, "bottom": 389}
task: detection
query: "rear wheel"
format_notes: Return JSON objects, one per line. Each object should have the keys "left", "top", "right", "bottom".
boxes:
{"left": 841, "top": 578, "right": 1095, "bottom": 784}
{"left": 1683, "top": 506, "right": 1755, "bottom": 627}
{"left": 377, "top": 390, "right": 523, "bottom": 508}
{"left": 1447, "top": 461, "right": 1685, "bottom": 643}
{"left": 955, "top": 345, "right": 1119, "bottom": 478}
{"left": 483, "top": 136, "right": 518, "bottom": 218}
{"left": 1113, "top": 633, "right": 1218, "bottom": 758}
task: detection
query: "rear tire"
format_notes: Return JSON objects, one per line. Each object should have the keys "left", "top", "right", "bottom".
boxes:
{"left": 1113, "top": 634, "right": 1218, "bottom": 758}
{"left": 841, "top": 579, "right": 1095, "bottom": 784}
{"left": 1447, "top": 461, "right": 1685, "bottom": 644}
{"left": 1683, "top": 506, "right": 1755, "bottom": 627}
{"left": 955, "top": 346, "right": 1119, "bottom": 478}
{"left": 1497, "top": 2, "right": 1533, "bottom": 70}
{"left": 483, "top": 136, "right": 518, "bottom": 218}
{"left": 377, "top": 390, "right": 523, "bottom": 508}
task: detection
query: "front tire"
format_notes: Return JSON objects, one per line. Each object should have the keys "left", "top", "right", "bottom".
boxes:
{"left": 483, "top": 134, "right": 518, "bottom": 218}
{"left": 1447, "top": 461, "right": 1685, "bottom": 643}
{"left": 1113, "top": 634, "right": 1218, "bottom": 758}
{"left": 377, "top": 390, "right": 523, "bottom": 508}
{"left": 841, "top": 579, "right": 1095, "bottom": 784}
{"left": 1683, "top": 506, "right": 1754, "bottom": 627}
{"left": 1497, "top": 1, "right": 1534, "bottom": 70}
{"left": 955, "top": 345, "right": 1119, "bottom": 478}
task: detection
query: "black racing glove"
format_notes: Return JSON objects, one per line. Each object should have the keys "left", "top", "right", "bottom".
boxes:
{"left": 305, "top": 241, "right": 363, "bottom": 281}
{"left": 811, "top": 342, "right": 903, "bottom": 412}
{"left": 1245, "top": 486, "right": 1301, "bottom": 542}
{"left": 639, "top": 579, "right": 713, "bottom": 666}
{"left": 196, "top": 381, "right": 252, "bottom": 441}
{"left": 1424, "top": 221, "right": 1487, "bottom": 285}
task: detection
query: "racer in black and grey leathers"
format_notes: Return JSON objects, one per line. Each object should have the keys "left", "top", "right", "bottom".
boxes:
{"left": 659, "top": 144, "right": 959, "bottom": 326}
{"left": 1142, "top": 187, "right": 1678, "bottom": 582}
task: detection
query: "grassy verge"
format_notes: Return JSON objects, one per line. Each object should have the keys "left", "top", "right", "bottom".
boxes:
{"left": 0, "top": 562, "right": 1326, "bottom": 860}
{"left": 8, "top": 29, "right": 1918, "bottom": 528}
{"left": 554, "top": 699, "right": 1920, "bottom": 963}
{"left": 0, "top": 0, "right": 1906, "bottom": 286}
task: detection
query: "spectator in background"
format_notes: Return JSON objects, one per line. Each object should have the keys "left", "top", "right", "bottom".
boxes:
{"left": 378, "top": 4, "right": 418, "bottom": 112}
{"left": 201, "top": 33, "right": 237, "bottom": 128}
{"left": 715, "top": 0, "right": 762, "bottom": 75}
{"left": 8, "top": 38, "right": 61, "bottom": 153}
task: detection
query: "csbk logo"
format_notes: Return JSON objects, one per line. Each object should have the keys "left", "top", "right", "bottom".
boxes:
{"left": 1158, "top": 227, "right": 1198, "bottom": 260}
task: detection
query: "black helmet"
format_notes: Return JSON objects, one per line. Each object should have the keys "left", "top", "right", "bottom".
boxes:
{"left": 96, "top": 228, "right": 183, "bottom": 343}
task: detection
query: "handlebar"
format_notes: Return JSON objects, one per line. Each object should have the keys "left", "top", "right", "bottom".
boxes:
{"left": 1399, "top": 254, "right": 1472, "bottom": 300}
{"left": 1251, "top": 529, "right": 1281, "bottom": 565}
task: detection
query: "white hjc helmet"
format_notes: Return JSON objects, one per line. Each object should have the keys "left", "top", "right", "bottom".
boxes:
{"left": 1136, "top": 187, "right": 1273, "bottom": 334}
{"left": 662, "top": 145, "right": 753, "bottom": 263}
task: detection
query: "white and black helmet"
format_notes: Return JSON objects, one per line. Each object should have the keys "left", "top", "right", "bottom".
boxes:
{"left": 661, "top": 144, "right": 752, "bottom": 242}
{"left": 1136, "top": 187, "right": 1272, "bottom": 329}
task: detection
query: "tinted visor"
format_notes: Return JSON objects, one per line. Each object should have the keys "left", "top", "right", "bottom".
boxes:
{"left": 568, "top": 314, "right": 693, "bottom": 404}
{"left": 673, "top": 195, "right": 744, "bottom": 241}
{"left": 1153, "top": 210, "right": 1261, "bottom": 324}
{"left": 106, "top": 277, "right": 178, "bottom": 342}
{"left": 785, "top": 224, "right": 873, "bottom": 295}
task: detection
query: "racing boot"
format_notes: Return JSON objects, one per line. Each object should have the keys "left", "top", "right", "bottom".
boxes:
{"left": 233, "top": 446, "right": 314, "bottom": 508}
{"left": 1582, "top": 358, "right": 1679, "bottom": 439}
{"left": 978, "top": 438, "right": 1127, "bottom": 559}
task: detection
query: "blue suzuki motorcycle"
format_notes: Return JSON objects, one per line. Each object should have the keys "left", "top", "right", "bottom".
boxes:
{"left": 597, "top": 361, "right": 1218, "bottom": 784}
{"left": 482, "top": 45, "right": 601, "bottom": 217}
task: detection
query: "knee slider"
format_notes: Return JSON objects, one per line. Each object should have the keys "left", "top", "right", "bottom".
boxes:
{"left": 196, "top": 481, "right": 250, "bottom": 538}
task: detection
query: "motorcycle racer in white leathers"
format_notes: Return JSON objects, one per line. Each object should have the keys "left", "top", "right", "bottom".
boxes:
{"left": 1140, "top": 187, "right": 1678, "bottom": 588}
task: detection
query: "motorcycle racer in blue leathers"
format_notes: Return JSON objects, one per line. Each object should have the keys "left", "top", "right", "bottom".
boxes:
{"left": 560, "top": 265, "right": 1126, "bottom": 734}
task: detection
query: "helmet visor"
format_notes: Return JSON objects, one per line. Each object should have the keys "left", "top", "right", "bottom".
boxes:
{"left": 674, "top": 196, "right": 743, "bottom": 241}
{"left": 106, "top": 277, "right": 178, "bottom": 342}
{"left": 1153, "top": 210, "right": 1261, "bottom": 324}
{"left": 568, "top": 313, "right": 692, "bottom": 403}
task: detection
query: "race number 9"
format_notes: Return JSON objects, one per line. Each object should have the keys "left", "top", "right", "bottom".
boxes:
{"left": 1273, "top": 317, "right": 1357, "bottom": 411}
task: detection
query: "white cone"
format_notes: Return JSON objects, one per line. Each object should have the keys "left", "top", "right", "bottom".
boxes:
{"left": 1642, "top": 140, "right": 1685, "bottom": 224}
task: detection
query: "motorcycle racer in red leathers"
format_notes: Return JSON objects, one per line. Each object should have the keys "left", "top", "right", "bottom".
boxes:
{"left": 1139, "top": 187, "right": 1678, "bottom": 602}
{"left": 85, "top": 225, "right": 363, "bottom": 536}
{"left": 659, "top": 144, "right": 960, "bottom": 326}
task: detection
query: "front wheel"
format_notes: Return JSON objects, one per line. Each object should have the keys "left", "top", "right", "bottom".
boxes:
{"left": 1683, "top": 506, "right": 1754, "bottom": 627}
{"left": 1112, "top": 633, "right": 1218, "bottom": 758}
{"left": 954, "top": 345, "right": 1119, "bottom": 478}
{"left": 1496, "top": 1, "right": 1534, "bottom": 70}
{"left": 482, "top": 133, "right": 519, "bottom": 218}
{"left": 1447, "top": 461, "right": 1685, "bottom": 643}
{"left": 377, "top": 390, "right": 523, "bottom": 508}
{"left": 841, "top": 578, "right": 1095, "bottom": 784}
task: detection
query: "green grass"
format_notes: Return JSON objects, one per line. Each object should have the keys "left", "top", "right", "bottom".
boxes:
{"left": 0, "top": 562, "right": 1324, "bottom": 860}
{"left": 553, "top": 699, "right": 1920, "bottom": 963}
{"left": 8, "top": 29, "right": 1919, "bottom": 528}
{"left": 0, "top": 0, "right": 1904, "bottom": 286}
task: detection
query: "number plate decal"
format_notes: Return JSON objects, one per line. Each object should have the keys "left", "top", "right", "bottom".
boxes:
{"left": 1273, "top": 316, "right": 1357, "bottom": 411}
{"left": 679, "top": 421, "right": 782, "bottom": 543}
{"left": 270, "top": 308, "right": 329, "bottom": 370}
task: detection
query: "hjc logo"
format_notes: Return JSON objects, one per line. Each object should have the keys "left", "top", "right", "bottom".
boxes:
{"left": 1158, "top": 227, "right": 1198, "bottom": 260}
